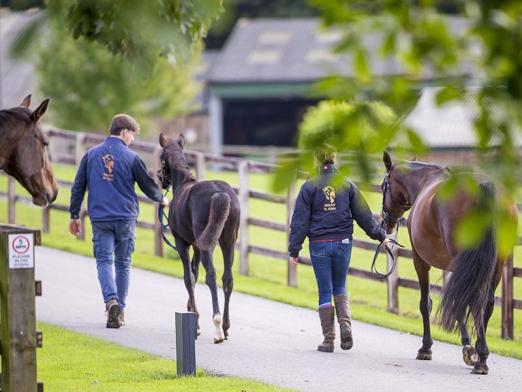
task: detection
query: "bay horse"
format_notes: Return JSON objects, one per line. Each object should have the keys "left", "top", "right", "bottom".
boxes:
{"left": 0, "top": 95, "right": 58, "bottom": 206}
{"left": 380, "top": 151, "right": 517, "bottom": 375}
{"left": 157, "top": 133, "right": 240, "bottom": 343}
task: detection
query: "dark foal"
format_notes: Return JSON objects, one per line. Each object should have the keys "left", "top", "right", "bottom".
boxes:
{"left": 0, "top": 94, "right": 58, "bottom": 206}
{"left": 380, "top": 152, "right": 517, "bottom": 375}
{"left": 158, "top": 133, "right": 240, "bottom": 343}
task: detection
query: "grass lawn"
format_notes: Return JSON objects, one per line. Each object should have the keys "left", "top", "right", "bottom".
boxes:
{"left": 2, "top": 163, "right": 522, "bottom": 360}
{"left": 38, "top": 322, "right": 290, "bottom": 391}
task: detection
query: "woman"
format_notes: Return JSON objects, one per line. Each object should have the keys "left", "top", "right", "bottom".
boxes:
{"left": 288, "top": 146, "right": 388, "bottom": 352}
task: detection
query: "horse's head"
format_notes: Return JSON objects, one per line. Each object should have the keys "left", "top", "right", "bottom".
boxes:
{"left": 1, "top": 95, "right": 59, "bottom": 206}
{"left": 380, "top": 151, "right": 411, "bottom": 234}
{"left": 157, "top": 132, "right": 192, "bottom": 189}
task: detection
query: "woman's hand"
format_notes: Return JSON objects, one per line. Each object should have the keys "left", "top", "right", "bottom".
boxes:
{"left": 289, "top": 256, "right": 299, "bottom": 265}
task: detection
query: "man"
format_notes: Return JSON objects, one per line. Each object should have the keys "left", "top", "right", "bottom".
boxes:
{"left": 69, "top": 114, "right": 169, "bottom": 328}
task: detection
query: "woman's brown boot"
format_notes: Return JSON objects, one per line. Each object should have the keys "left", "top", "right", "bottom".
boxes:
{"left": 317, "top": 305, "right": 335, "bottom": 352}
{"left": 334, "top": 294, "right": 353, "bottom": 350}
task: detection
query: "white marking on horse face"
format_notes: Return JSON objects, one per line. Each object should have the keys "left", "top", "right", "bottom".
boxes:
{"left": 213, "top": 314, "right": 225, "bottom": 343}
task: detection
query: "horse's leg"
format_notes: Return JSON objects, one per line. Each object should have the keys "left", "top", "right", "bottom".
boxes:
{"left": 187, "top": 247, "right": 201, "bottom": 334}
{"left": 220, "top": 241, "right": 234, "bottom": 339}
{"left": 201, "top": 249, "right": 224, "bottom": 343}
{"left": 191, "top": 247, "right": 201, "bottom": 283}
{"left": 472, "top": 266, "right": 500, "bottom": 375}
{"left": 176, "top": 239, "right": 199, "bottom": 335}
{"left": 460, "top": 319, "right": 477, "bottom": 366}
{"left": 413, "top": 251, "right": 433, "bottom": 360}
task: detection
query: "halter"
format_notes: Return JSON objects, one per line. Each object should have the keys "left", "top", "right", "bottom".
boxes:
{"left": 373, "top": 168, "right": 409, "bottom": 278}
{"left": 381, "top": 169, "right": 412, "bottom": 225}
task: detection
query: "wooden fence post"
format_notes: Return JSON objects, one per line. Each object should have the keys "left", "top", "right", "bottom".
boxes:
{"left": 7, "top": 176, "right": 16, "bottom": 224}
{"left": 238, "top": 160, "right": 249, "bottom": 276}
{"left": 42, "top": 206, "right": 50, "bottom": 233}
{"left": 286, "top": 178, "right": 297, "bottom": 287}
{"left": 75, "top": 132, "right": 86, "bottom": 165}
{"left": 442, "top": 271, "right": 451, "bottom": 287}
{"left": 195, "top": 152, "right": 206, "bottom": 182}
{"left": 0, "top": 225, "right": 40, "bottom": 392}
{"left": 386, "top": 243, "right": 399, "bottom": 314}
{"left": 501, "top": 252, "right": 514, "bottom": 340}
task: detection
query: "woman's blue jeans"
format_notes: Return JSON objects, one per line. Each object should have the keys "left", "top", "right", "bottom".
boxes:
{"left": 91, "top": 219, "right": 136, "bottom": 310}
{"left": 309, "top": 240, "right": 353, "bottom": 307}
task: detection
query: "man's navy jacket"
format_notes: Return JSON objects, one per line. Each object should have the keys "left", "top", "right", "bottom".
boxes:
{"left": 288, "top": 164, "right": 385, "bottom": 257}
{"left": 69, "top": 137, "right": 163, "bottom": 221}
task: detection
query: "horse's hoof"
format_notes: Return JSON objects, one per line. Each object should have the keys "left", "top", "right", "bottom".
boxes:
{"left": 416, "top": 349, "right": 432, "bottom": 360}
{"left": 462, "top": 345, "right": 478, "bottom": 366}
{"left": 214, "top": 337, "right": 224, "bottom": 344}
{"left": 471, "top": 363, "right": 489, "bottom": 375}
{"left": 196, "top": 328, "right": 201, "bottom": 336}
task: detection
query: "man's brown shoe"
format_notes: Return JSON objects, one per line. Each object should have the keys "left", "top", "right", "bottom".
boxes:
{"left": 118, "top": 310, "right": 125, "bottom": 327}
{"left": 105, "top": 299, "right": 120, "bottom": 329}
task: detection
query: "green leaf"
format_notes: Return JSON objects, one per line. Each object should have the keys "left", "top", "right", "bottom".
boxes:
{"left": 455, "top": 211, "right": 490, "bottom": 249}
{"left": 406, "top": 128, "right": 427, "bottom": 154}
{"left": 354, "top": 47, "right": 371, "bottom": 81}
{"left": 495, "top": 210, "right": 518, "bottom": 258}
{"left": 435, "top": 86, "right": 464, "bottom": 106}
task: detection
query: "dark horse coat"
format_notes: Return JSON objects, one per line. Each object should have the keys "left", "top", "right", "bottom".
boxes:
{"left": 158, "top": 133, "right": 240, "bottom": 343}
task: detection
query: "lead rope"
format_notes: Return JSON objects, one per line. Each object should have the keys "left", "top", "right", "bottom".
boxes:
{"left": 157, "top": 189, "right": 178, "bottom": 253}
{"left": 371, "top": 221, "right": 405, "bottom": 278}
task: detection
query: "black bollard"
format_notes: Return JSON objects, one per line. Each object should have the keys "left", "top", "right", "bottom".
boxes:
{"left": 175, "top": 312, "right": 197, "bottom": 376}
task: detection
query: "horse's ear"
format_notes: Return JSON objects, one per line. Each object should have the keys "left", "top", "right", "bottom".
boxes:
{"left": 159, "top": 132, "right": 168, "bottom": 147}
{"left": 20, "top": 94, "right": 31, "bottom": 108}
{"left": 383, "top": 151, "right": 393, "bottom": 172}
{"left": 177, "top": 133, "right": 185, "bottom": 149}
{"left": 31, "top": 98, "right": 50, "bottom": 122}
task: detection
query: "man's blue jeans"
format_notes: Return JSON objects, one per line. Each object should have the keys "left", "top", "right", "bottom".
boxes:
{"left": 309, "top": 240, "right": 353, "bottom": 307}
{"left": 92, "top": 219, "right": 136, "bottom": 310}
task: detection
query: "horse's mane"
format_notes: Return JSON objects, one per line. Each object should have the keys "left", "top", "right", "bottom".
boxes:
{"left": 395, "top": 160, "right": 447, "bottom": 172}
{"left": 0, "top": 108, "right": 31, "bottom": 134}
{"left": 164, "top": 143, "right": 196, "bottom": 182}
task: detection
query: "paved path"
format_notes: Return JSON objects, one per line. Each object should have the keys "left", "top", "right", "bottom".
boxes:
{"left": 35, "top": 247, "right": 521, "bottom": 392}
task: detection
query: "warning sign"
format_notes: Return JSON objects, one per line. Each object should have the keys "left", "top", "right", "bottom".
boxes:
{"left": 9, "top": 233, "right": 34, "bottom": 269}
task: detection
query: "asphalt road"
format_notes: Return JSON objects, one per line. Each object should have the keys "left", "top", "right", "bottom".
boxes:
{"left": 35, "top": 247, "right": 521, "bottom": 392}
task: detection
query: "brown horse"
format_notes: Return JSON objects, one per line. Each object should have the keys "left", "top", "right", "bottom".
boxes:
{"left": 0, "top": 95, "right": 58, "bottom": 206}
{"left": 157, "top": 133, "right": 240, "bottom": 343}
{"left": 380, "top": 152, "right": 517, "bottom": 375}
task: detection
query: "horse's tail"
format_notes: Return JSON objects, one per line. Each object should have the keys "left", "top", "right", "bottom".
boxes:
{"left": 439, "top": 183, "right": 497, "bottom": 332}
{"left": 196, "top": 192, "right": 231, "bottom": 251}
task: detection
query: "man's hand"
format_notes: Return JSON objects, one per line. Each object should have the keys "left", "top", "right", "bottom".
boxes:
{"left": 161, "top": 196, "right": 169, "bottom": 208}
{"left": 289, "top": 256, "right": 299, "bottom": 265}
{"left": 69, "top": 219, "right": 81, "bottom": 236}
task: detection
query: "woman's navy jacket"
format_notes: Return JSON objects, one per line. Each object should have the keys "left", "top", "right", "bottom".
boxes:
{"left": 288, "top": 164, "right": 385, "bottom": 257}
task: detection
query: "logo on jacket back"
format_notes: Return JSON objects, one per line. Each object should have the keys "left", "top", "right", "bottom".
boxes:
{"left": 102, "top": 154, "right": 115, "bottom": 181}
{"left": 323, "top": 186, "right": 336, "bottom": 211}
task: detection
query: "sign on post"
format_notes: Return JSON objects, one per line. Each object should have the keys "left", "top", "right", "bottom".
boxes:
{"left": 175, "top": 312, "right": 197, "bottom": 376}
{"left": 8, "top": 233, "right": 34, "bottom": 269}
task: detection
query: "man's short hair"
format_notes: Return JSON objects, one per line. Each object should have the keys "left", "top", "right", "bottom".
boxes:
{"left": 109, "top": 114, "right": 140, "bottom": 135}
